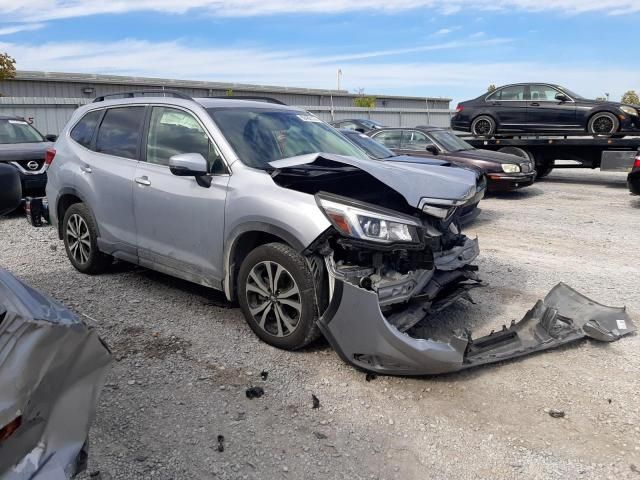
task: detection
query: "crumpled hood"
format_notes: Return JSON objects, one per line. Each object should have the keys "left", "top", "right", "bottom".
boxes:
{"left": 0, "top": 269, "right": 111, "bottom": 479}
{"left": 269, "top": 152, "right": 478, "bottom": 207}
{"left": 0, "top": 143, "right": 52, "bottom": 163}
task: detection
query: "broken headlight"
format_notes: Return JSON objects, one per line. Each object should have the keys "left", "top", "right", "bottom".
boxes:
{"left": 316, "top": 194, "right": 421, "bottom": 244}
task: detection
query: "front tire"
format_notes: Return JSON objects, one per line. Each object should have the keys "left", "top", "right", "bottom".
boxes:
{"left": 237, "top": 243, "right": 322, "bottom": 350}
{"left": 587, "top": 112, "right": 619, "bottom": 137}
{"left": 471, "top": 115, "right": 496, "bottom": 137}
{"left": 62, "top": 203, "right": 112, "bottom": 274}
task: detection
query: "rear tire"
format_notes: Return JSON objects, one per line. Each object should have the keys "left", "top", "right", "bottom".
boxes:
{"left": 62, "top": 203, "right": 112, "bottom": 274}
{"left": 237, "top": 243, "right": 322, "bottom": 350}
{"left": 471, "top": 115, "right": 496, "bottom": 137}
{"left": 587, "top": 112, "right": 619, "bottom": 137}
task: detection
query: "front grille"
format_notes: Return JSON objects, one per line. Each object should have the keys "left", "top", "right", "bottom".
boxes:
{"left": 14, "top": 159, "right": 45, "bottom": 172}
{"left": 12, "top": 158, "right": 44, "bottom": 174}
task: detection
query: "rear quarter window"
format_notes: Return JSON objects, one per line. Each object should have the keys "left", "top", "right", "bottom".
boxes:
{"left": 95, "top": 107, "right": 146, "bottom": 160}
{"left": 70, "top": 110, "right": 103, "bottom": 148}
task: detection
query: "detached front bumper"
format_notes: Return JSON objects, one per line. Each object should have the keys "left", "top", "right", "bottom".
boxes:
{"left": 486, "top": 172, "right": 535, "bottom": 192}
{"left": 318, "top": 275, "right": 636, "bottom": 376}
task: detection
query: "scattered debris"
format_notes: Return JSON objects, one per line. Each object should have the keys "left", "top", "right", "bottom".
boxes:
{"left": 217, "top": 435, "right": 225, "bottom": 452}
{"left": 89, "top": 472, "right": 101, "bottom": 479}
{"left": 135, "top": 454, "right": 148, "bottom": 462}
{"left": 608, "top": 399, "right": 612, "bottom": 404}
{"left": 312, "top": 394, "right": 320, "bottom": 409}
{"left": 365, "top": 373, "right": 377, "bottom": 382}
{"left": 630, "top": 464, "right": 639, "bottom": 474}
{"left": 233, "top": 412, "right": 246, "bottom": 421}
{"left": 548, "top": 409, "right": 565, "bottom": 418}
{"left": 260, "top": 370, "right": 269, "bottom": 380}
{"left": 246, "top": 386, "right": 265, "bottom": 399}
{"left": 313, "top": 431, "right": 328, "bottom": 440}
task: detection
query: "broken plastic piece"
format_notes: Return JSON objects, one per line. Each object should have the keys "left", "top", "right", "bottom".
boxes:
{"left": 312, "top": 394, "right": 320, "bottom": 409}
{"left": 319, "top": 281, "right": 636, "bottom": 376}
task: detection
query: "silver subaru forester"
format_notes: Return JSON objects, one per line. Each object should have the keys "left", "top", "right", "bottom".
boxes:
{"left": 46, "top": 92, "right": 490, "bottom": 375}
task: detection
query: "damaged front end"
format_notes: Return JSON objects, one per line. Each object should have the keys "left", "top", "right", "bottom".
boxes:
{"left": 271, "top": 153, "right": 636, "bottom": 375}
{"left": 0, "top": 270, "right": 111, "bottom": 479}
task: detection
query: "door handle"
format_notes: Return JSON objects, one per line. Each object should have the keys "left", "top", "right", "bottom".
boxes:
{"left": 134, "top": 176, "right": 151, "bottom": 186}
{"left": 80, "top": 165, "right": 92, "bottom": 173}
{"left": 530, "top": 102, "right": 540, "bottom": 106}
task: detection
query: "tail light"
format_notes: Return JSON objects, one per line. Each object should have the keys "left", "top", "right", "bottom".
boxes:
{"left": 634, "top": 152, "right": 640, "bottom": 168}
{"left": 456, "top": 104, "right": 464, "bottom": 113}
{"left": 44, "top": 147, "right": 56, "bottom": 168}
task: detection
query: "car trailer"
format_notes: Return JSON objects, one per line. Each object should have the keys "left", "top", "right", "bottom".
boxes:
{"left": 458, "top": 133, "right": 640, "bottom": 178}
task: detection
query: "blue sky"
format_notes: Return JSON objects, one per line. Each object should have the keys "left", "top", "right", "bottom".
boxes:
{"left": 0, "top": 1, "right": 639, "bottom": 104}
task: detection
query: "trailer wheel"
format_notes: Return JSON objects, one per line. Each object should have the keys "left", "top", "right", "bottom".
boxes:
{"left": 536, "top": 163, "right": 554, "bottom": 178}
{"left": 587, "top": 112, "right": 619, "bottom": 137}
{"left": 471, "top": 115, "right": 496, "bottom": 137}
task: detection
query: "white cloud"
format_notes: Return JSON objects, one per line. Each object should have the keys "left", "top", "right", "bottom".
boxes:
{"left": 0, "top": 0, "right": 639, "bottom": 22}
{"left": 1, "top": 38, "right": 637, "bottom": 103}
{"left": 0, "top": 23, "right": 45, "bottom": 36}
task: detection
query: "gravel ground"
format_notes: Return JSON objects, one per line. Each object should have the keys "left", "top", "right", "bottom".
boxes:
{"left": 1, "top": 169, "right": 639, "bottom": 480}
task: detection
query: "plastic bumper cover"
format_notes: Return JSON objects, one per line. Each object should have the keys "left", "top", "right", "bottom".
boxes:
{"left": 318, "top": 278, "right": 636, "bottom": 376}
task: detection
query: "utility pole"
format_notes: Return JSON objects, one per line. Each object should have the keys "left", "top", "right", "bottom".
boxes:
{"left": 337, "top": 69, "right": 342, "bottom": 90}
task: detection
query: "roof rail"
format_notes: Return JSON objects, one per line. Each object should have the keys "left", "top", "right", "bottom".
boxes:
{"left": 208, "top": 96, "right": 287, "bottom": 106}
{"left": 93, "top": 89, "right": 193, "bottom": 103}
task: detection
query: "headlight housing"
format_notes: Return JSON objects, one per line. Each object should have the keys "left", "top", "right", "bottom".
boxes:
{"left": 501, "top": 163, "right": 521, "bottom": 173}
{"left": 316, "top": 194, "right": 421, "bottom": 244}
{"left": 620, "top": 105, "right": 639, "bottom": 116}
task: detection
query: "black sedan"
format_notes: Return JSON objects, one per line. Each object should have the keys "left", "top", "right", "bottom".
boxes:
{"left": 628, "top": 150, "right": 640, "bottom": 195}
{"left": 0, "top": 116, "right": 56, "bottom": 197}
{"left": 329, "top": 118, "right": 386, "bottom": 133}
{"left": 339, "top": 129, "right": 485, "bottom": 225}
{"left": 451, "top": 83, "right": 640, "bottom": 137}
{"left": 368, "top": 126, "right": 535, "bottom": 192}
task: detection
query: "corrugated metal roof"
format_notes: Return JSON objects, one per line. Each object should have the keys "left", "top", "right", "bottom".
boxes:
{"left": 14, "top": 70, "right": 452, "bottom": 102}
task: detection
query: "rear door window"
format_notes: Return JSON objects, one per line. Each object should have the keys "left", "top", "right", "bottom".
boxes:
{"left": 95, "top": 106, "right": 146, "bottom": 160}
{"left": 372, "top": 130, "right": 402, "bottom": 149}
{"left": 488, "top": 85, "right": 526, "bottom": 101}
{"left": 70, "top": 110, "right": 103, "bottom": 148}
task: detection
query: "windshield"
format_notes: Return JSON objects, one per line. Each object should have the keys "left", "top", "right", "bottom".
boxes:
{"left": 208, "top": 108, "right": 369, "bottom": 169}
{"left": 429, "top": 130, "right": 474, "bottom": 152}
{"left": 360, "top": 119, "right": 385, "bottom": 129}
{"left": 0, "top": 119, "right": 45, "bottom": 144}
{"left": 343, "top": 131, "right": 395, "bottom": 159}
{"left": 559, "top": 87, "right": 584, "bottom": 100}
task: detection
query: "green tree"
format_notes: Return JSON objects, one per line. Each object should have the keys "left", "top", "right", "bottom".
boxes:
{"left": 353, "top": 96, "right": 376, "bottom": 108}
{"left": 225, "top": 88, "right": 234, "bottom": 97}
{"left": 0, "top": 52, "right": 16, "bottom": 81}
{"left": 487, "top": 84, "right": 497, "bottom": 93}
{"left": 621, "top": 90, "right": 639, "bottom": 105}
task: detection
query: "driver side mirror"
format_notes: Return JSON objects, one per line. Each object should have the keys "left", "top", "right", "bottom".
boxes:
{"left": 425, "top": 144, "right": 439, "bottom": 155}
{"left": 0, "top": 164, "right": 22, "bottom": 216}
{"left": 555, "top": 93, "right": 569, "bottom": 102}
{"left": 169, "top": 153, "right": 211, "bottom": 188}
{"left": 45, "top": 134, "right": 58, "bottom": 142}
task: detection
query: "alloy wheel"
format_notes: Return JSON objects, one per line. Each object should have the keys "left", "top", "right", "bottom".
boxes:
{"left": 66, "top": 213, "right": 91, "bottom": 264}
{"left": 245, "top": 261, "right": 302, "bottom": 337}
{"left": 592, "top": 115, "right": 615, "bottom": 134}
{"left": 474, "top": 119, "right": 492, "bottom": 135}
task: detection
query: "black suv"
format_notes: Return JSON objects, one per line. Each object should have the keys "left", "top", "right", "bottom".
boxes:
{"left": 0, "top": 116, "right": 56, "bottom": 197}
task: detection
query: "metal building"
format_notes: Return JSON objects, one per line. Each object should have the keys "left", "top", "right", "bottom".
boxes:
{"left": 0, "top": 70, "right": 452, "bottom": 134}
